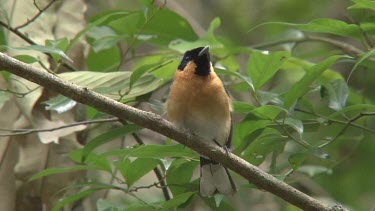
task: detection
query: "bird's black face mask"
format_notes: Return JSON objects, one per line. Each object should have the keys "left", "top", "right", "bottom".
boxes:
{"left": 178, "top": 46, "right": 211, "bottom": 76}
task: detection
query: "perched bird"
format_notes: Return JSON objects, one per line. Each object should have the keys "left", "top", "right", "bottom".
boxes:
{"left": 165, "top": 46, "right": 236, "bottom": 196}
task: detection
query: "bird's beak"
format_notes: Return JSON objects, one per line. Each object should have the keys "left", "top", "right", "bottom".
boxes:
{"left": 198, "top": 45, "right": 210, "bottom": 57}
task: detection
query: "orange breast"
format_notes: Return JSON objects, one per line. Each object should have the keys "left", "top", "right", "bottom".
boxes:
{"left": 165, "top": 62, "right": 231, "bottom": 129}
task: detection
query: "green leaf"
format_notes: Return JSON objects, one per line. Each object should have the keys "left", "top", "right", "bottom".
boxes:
{"left": 44, "top": 95, "right": 77, "bottom": 114}
{"left": 30, "top": 166, "right": 92, "bottom": 181}
{"left": 325, "top": 79, "right": 349, "bottom": 111}
{"left": 329, "top": 104, "right": 375, "bottom": 118}
{"left": 168, "top": 18, "right": 221, "bottom": 53}
{"left": 214, "top": 194, "right": 224, "bottom": 207}
{"left": 284, "top": 55, "right": 346, "bottom": 109}
{"left": 249, "top": 19, "right": 362, "bottom": 39}
{"left": 347, "top": 47, "right": 375, "bottom": 82}
{"left": 288, "top": 153, "right": 308, "bottom": 170}
{"left": 232, "top": 101, "right": 255, "bottom": 113}
{"left": 86, "top": 26, "right": 125, "bottom": 52}
{"left": 242, "top": 128, "right": 285, "bottom": 165}
{"left": 46, "top": 38, "right": 70, "bottom": 63}
{"left": 129, "top": 60, "right": 172, "bottom": 89}
{"left": 161, "top": 192, "right": 195, "bottom": 210}
{"left": 215, "top": 68, "right": 254, "bottom": 91}
{"left": 250, "top": 105, "right": 284, "bottom": 120}
{"left": 167, "top": 159, "right": 198, "bottom": 195}
{"left": 114, "top": 158, "right": 159, "bottom": 187}
{"left": 52, "top": 188, "right": 104, "bottom": 211}
{"left": 247, "top": 51, "right": 290, "bottom": 89}
{"left": 86, "top": 47, "right": 121, "bottom": 71}
{"left": 142, "top": 9, "right": 198, "bottom": 45}
{"left": 97, "top": 199, "right": 124, "bottom": 211}
{"left": 13, "top": 55, "right": 38, "bottom": 64}
{"left": 281, "top": 117, "right": 304, "bottom": 135}
{"left": 82, "top": 125, "right": 142, "bottom": 161}
{"left": 350, "top": 0, "right": 375, "bottom": 11}
{"left": 70, "top": 10, "right": 131, "bottom": 49}
{"left": 297, "top": 18, "right": 362, "bottom": 39}
{"left": 1, "top": 45, "right": 72, "bottom": 63}
{"left": 257, "top": 90, "right": 283, "bottom": 106}
{"left": 45, "top": 71, "right": 161, "bottom": 113}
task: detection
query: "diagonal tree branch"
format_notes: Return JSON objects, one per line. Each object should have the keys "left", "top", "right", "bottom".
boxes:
{"left": 0, "top": 52, "right": 334, "bottom": 211}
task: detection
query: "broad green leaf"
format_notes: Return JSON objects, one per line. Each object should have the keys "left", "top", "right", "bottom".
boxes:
{"left": 45, "top": 71, "right": 161, "bottom": 113}
{"left": 284, "top": 55, "right": 346, "bottom": 108}
{"left": 129, "top": 60, "right": 172, "bottom": 89}
{"left": 46, "top": 38, "right": 70, "bottom": 63}
{"left": 70, "top": 10, "right": 131, "bottom": 49}
{"left": 30, "top": 166, "right": 93, "bottom": 181}
{"left": 167, "top": 159, "right": 198, "bottom": 195}
{"left": 297, "top": 19, "right": 362, "bottom": 39}
{"left": 347, "top": 48, "right": 375, "bottom": 82}
{"left": 350, "top": 0, "right": 375, "bottom": 11}
{"left": 82, "top": 125, "right": 142, "bottom": 161}
{"left": 247, "top": 51, "right": 290, "bottom": 89}
{"left": 97, "top": 199, "right": 124, "bottom": 211}
{"left": 329, "top": 104, "right": 375, "bottom": 118}
{"left": 215, "top": 68, "right": 254, "bottom": 91}
{"left": 214, "top": 194, "right": 224, "bottom": 208}
{"left": 13, "top": 55, "right": 38, "bottom": 63}
{"left": 114, "top": 158, "right": 159, "bottom": 187}
{"left": 1, "top": 45, "right": 72, "bottom": 62}
{"left": 281, "top": 117, "right": 304, "bottom": 135}
{"left": 249, "top": 19, "right": 362, "bottom": 39}
{"left": 288, "top": 153, "right": 307, "bottom": 170}
{"left": 232, "top": 101, "right": 255, "bottom": 113}
{"left": 86, "top": 47, "right": 121, "bottom": 71}
{"left": 142, "top": 9, "right": 198, "bottom": 45}
{"left": 242, "top": 129, "right": 285, "bottom": 166}
{"left": 324, "top": 79, "right": 349, "bottom": 111}
{"left": 250, "top": 105, "right": 284, "bottom": 120}
{"left": 86, "top": 26, "right": 125, "bottom": 52}
{"left": 44, "top": 95, "right": 77, "bottom": 114}
{"left": 168, "top": 18, "right": 221, "bottom": 53}
{"left": 161, "top": 192, "right": 195, "bottom": 209}
{"left": 257, "top": 90, "right": 283, "bottom": 106}
{"left": 69, "top": 149, "right": 114, "bottom": 172}
{"left": 52, "top": 188, "right": 104, "bottom": 211}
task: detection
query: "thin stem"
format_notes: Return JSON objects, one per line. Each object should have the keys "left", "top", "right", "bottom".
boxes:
{"left": 15, "top": 0, "right": 58, "bottom": 30}
{"left": 0, "top": 117, "right": 119, "bottom": 136}
{"left": 132, "top": 133, "right": 171, "bottom": 201}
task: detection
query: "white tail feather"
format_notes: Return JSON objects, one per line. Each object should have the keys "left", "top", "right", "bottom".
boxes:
{"left": 200, "top": 163, "right": 235, "bottom": 197}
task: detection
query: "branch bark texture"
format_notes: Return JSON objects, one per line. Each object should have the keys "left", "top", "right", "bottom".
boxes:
{"left": 0, "top": 52, "right": 332, "bottom": 211}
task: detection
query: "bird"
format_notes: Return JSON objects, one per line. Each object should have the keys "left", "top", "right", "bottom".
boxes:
{"left": 165, "top": 46, "right": 236, "bottom": 197}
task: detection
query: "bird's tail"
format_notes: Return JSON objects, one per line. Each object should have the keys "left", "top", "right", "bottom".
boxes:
{"left": 199, "top": 157, "right": 236, "bottom": 197}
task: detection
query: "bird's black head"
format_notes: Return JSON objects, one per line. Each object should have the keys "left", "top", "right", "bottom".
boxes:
{"left": 177, "top": 46, "right": 211, "bottom": 76}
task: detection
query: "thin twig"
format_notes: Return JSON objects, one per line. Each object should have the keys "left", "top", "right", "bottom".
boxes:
{"left": 0, "top": 117, "right": 119, "bottom": 136}
{"left": 252, "top": 34, "right": 366, "bottom": 57}
{"left": 15, "top": 0, "right": 58, "bottom": 30}
{"left": 319, "top": 112, "right": 375, "bottom": 148}
{"left": 132, "top": 133, "right": 171, "bottom": 201}
{"left": 295, "top": 108, "right": 375, "bottom": 135}
{"left": 0, "top": 86, "right": 41, "bottom": 98}
{"left": 118, "top": 1, "right": 167, "bottom": 69}
{"left": 0, "top": 20, "right": 78, "bottom": 72}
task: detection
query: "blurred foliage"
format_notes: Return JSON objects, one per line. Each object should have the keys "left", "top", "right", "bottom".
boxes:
{"left": 1, "top": 0, "right": 375, "bottom": 210}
